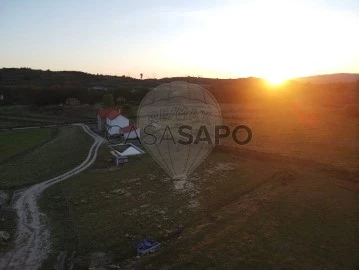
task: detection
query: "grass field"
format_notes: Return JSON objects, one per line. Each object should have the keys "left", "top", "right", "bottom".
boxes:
{"left": 39, "top": 143, "right": 359, "bottom": 269}
{"left": 221, "top": 103, "right": 359, "bottom": 172}
{"left": 0, "top": 125, "right": 94, "bottom": 253}
{"left": 0, "top": 119, "right": 52, "bottom": 129}
{"left": 0, "top": 128, "right": 56, "bottom": 163}
{"left": 0, "top": 103, "right": 353, "bottom": 269}
{"left": 0, "top": 105, "right": 98, "bottom": 127}
{"left": 0, "top": 126, "right": 93, "bottom": 190}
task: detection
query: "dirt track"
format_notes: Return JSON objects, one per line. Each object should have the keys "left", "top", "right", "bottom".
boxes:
{"left": 0, "top": 124, "right": 103, "bottom": 270}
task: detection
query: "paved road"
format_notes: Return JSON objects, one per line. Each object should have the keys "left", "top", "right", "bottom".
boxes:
{"left": 0, "top": 124, "right": 104, "bottom": 270}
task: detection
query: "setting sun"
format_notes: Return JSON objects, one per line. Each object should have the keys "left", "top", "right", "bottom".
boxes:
{"left": 266, "top": 76, "right": 287, "bottom": 86}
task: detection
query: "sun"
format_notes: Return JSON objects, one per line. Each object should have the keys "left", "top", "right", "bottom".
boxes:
{"left": 266, "top": 76, "right": 287, "bottom": 86}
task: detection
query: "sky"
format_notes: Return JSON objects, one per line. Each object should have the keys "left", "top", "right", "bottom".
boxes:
{"left": 1, "top": 0, "right": 359, "bottom": 80}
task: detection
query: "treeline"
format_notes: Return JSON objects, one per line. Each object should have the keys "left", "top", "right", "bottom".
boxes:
{"left": 0, "top": 68, "right": 357, "bottom": 107}
{"left": 0, "top": 86, "right": 150, "bottom": 106}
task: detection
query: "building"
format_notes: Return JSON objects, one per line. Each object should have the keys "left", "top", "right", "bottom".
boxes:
{"left": 97, "top": 108, "right": 112, "bottom": 131}
{"left": 97, "top": 108, "right": 130, "bottom": 135}
{"left": 111, "top": 143, "right": 144, "bottom": 156}
{"left": 105, "top": 110, "right": 129, "bottom": 136}
{"left": 121, "top": 124, "right": 140, "bottom": 140}
{"left": 109, "top": 143, "right": 144, "bottom": 166}
{"left": 65, "top": 97, "right": 80, "bottom": 105}
{"left": 110, "top": 151, "right": 128, "bottom": 166}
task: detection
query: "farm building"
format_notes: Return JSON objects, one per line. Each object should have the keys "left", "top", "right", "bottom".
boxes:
{"left": 111, "top": 143, "right": 144, "bottom": 156}
{"left": 97, "top": 108, "right": 112, "bottom": 131}
{"left": 65, "top": 97, "right": 80, "bottom": 105}
{"left": 105, "top": 110, "right": 129, "bottom": 136}
{"left": 121, "top": 124, "right": 140, "bottom": 140}
{"left": 110, "top": 143, "right": 144, "bottom": 166}
{"left": 110, "top": 151, "right": 129, "bottom": 166}
{"left": 97, "top": 108, "right": 133, "bottom": 136}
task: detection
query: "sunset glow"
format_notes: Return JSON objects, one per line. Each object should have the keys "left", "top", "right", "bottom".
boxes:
{"left": 266, "top": 77, "right": 287, "bottom": 86}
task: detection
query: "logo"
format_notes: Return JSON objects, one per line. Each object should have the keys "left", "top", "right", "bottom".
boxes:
{"left": 137, "top": 81, "right": 252, "bottom": 179}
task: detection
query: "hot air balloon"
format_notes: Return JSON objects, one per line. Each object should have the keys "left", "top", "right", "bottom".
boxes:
{"left": 138, "top": 81, "right": 222, "bottom": 179}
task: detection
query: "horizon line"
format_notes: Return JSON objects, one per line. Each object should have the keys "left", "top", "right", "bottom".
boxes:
{"left": 1, "top": 66, "right": 359, "bottom": 81}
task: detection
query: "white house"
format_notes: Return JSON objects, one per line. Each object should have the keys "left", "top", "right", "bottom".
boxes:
{"left": 105, "top": 110, "right": 129, "bottom": 136}
{"left": 97, "top": 109, "right": 140, "bottom": 138}
{"left": 121, "top": 125, "right": 140, "bottom": 140}
{"left": 111, "top": 143, "right": 145, "bottom": 156}
{"left": 121, "top": 145, "right": 144, "bottom": 156}
{"left": 110, "top": 151, "right": 128, "bottom": 166}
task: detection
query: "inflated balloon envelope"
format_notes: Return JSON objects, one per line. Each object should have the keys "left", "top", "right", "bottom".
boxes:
{"left": 138, "top": 81, "right": 222, "bottom": 179}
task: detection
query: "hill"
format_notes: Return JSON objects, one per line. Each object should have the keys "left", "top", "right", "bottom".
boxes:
{"left": 296, "top": 73, "right": 359, "bottom": 83}
{"left": 0, "top": 68, "right": 358, "bottom": 106}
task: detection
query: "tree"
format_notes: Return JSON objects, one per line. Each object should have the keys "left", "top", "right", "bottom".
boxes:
{"left": 140, "top": 73, "right": 143, "bottom": 80}
{"left": 120, "top": 103, "right": 133, "bottom": 117}
{"left": 102, "top": 94, "right": 114, "bottom": 108}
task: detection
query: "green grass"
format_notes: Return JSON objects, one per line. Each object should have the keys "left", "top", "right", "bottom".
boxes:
{"left": 0, "top": 126, "right": 93, "bottom": 190}
{"left": 0, "top": 105, "right": 97, "bottom": 123}
{"left": 0, "top": 128, "right": 56, "bottom": 163}
{"left": 39, "top": 146, "right": 359, "bottom": 269}
{"left": 0, "top": 119, "right": 51, "bottom": 128}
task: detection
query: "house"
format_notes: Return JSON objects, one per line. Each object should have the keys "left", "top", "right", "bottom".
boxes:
{"left": 109, "top": 143, "right": 144, "bottom": 166}
{"left": 121, "top": 124, "right": 140, "bottom": 140}
{"left": 97, "top": 108, "right": 112, "bottom": 131}
{"left": 110, "top": 151, "right": 128, "bottom": 166}
{"left": 97, "top": 108, "right": 130, "bottom": 134}
{"left": 111, "top": 143, "right": 145, "bottom": 156}
{"left": 65, "top": 97, "right": 80, "bottom": 105}
{"left": 120, "top": 144, "right": 144, "bottom": 156}
{"left": 105, "top": 110, "right": 129, "bottom": 136}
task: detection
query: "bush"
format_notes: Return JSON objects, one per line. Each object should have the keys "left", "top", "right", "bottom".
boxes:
{"left": 102, "top": 94, "right": 114, "bottom": 108}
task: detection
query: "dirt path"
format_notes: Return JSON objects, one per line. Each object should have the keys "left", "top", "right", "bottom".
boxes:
{"left": 0, "top": 124, "right": 103, "bottom": 270}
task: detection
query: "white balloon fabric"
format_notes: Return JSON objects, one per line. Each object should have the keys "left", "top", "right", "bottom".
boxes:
{"left": 138, "top": 81, "right": 222, "bottom": 179}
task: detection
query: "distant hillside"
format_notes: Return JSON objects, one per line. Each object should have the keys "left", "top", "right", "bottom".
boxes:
{"left": 1, "top": 67, "right": 358, "bottom": 85}
{"left": 296, "top": 73, "right": 359, "bottom": 84}
{"left": 0, "top": 67, "right": 264, "bottom": 88}
{"left": 0, "top": 68, "right": 357, "bottom": 106}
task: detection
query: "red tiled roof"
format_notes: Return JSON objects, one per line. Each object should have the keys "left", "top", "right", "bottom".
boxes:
{"left": 121, "top": 124, "right": 137, "bottom": 133}
{"left": 98, "top": 108, "right": 112, "bottom": 118}
{"left": 106, "top": 110, "right": 122, "bottom": 120}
